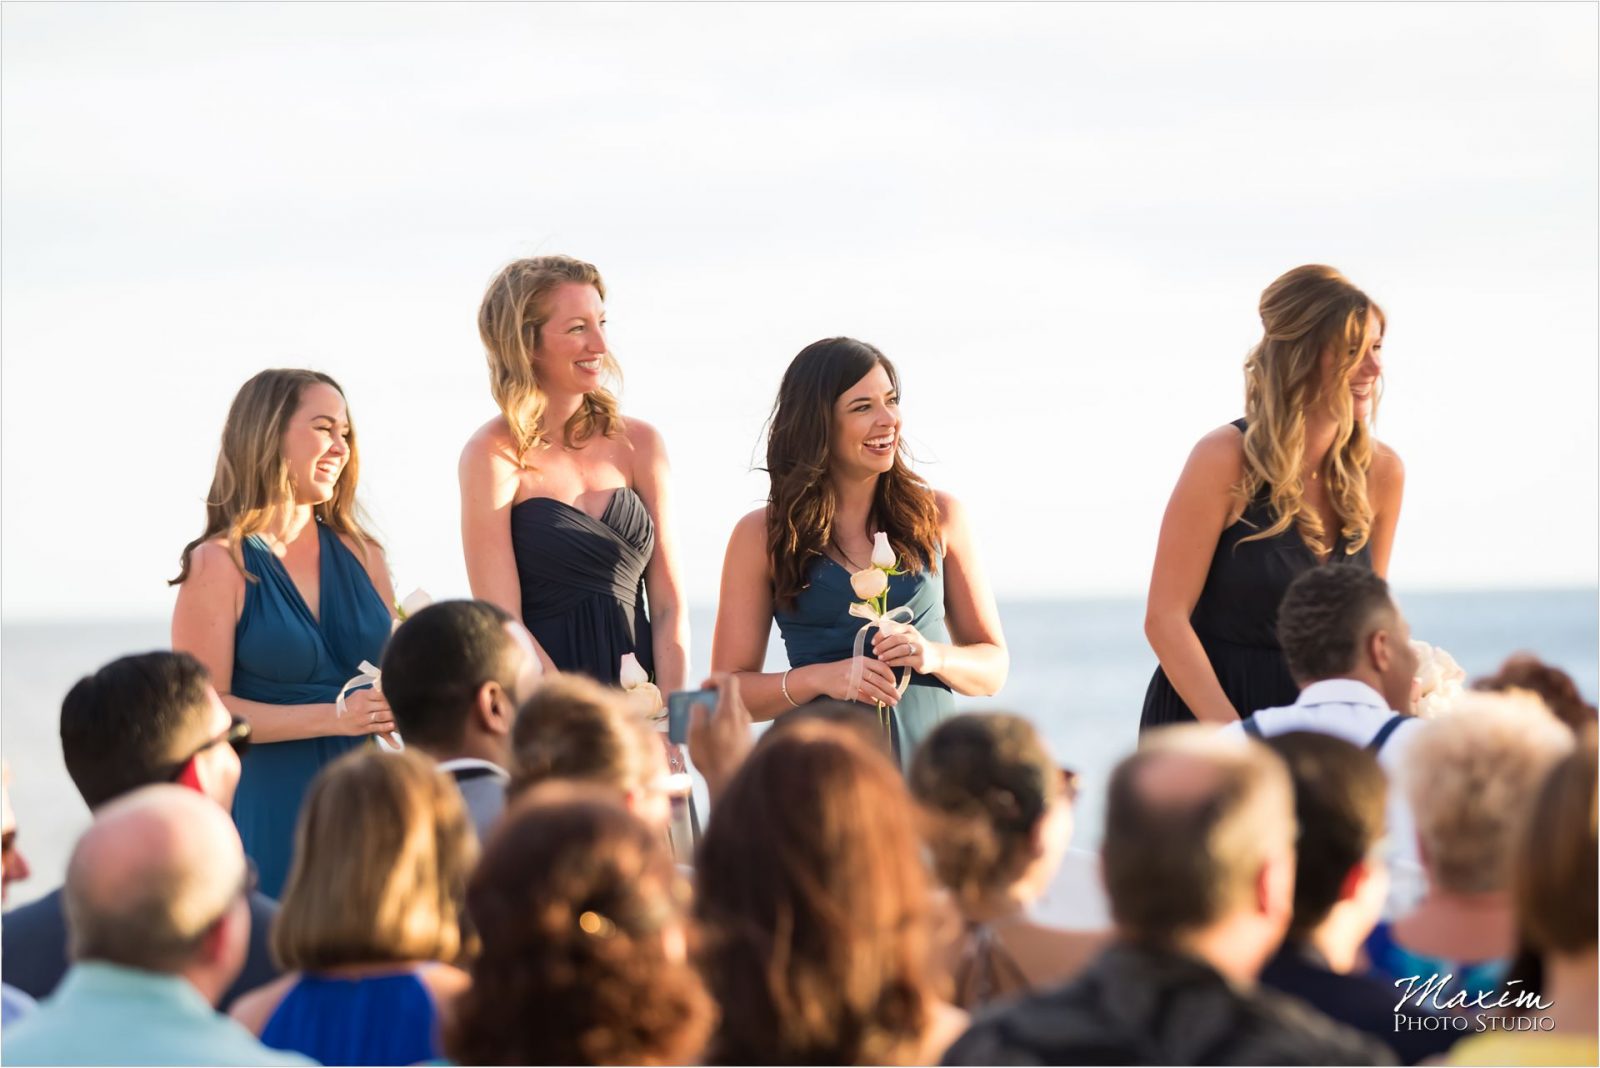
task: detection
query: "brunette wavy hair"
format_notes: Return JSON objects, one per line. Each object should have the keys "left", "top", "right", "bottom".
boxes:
{"left": 477, "top": 255, "right": 625, "bottom": 465}
{"left": 171, "top": 369, "right": 377, "bottom": 585}
{"left": 765, "top": 338, "right": 943, "bottom": 609}
{"left": 1238, "top": 265, "right": 1384, "bottom": 557}
{"left": 695, "top": 718, "right": 939, "bottom": 1065}
{"left": 446, "top": 786, "right": 714, "bottom": 1066}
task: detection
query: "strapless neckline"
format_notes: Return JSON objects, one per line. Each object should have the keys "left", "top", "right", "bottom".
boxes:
{"left": 512, "top": 486, "right": 639, "bottom": 530}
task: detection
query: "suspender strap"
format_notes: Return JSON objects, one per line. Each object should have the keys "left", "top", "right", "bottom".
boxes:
{"left": 1367, "top": 715, "right": 1406, "bottom": 754}
{"left": 1242, "top": 716, "right": 1265, "bottom": 740}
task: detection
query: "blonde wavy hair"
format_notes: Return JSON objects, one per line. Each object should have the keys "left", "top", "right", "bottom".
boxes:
{"left": 171, "top": 369, "right": 377, "bottom": 585}
{"left": 477, "top": 256, "right": 625, "bottom": 465}
{"left": 1238, "top": 265, "right": 1385, "bottom": 557}
{"left": 273, "top": 747, "right": 479, "bottom": 969}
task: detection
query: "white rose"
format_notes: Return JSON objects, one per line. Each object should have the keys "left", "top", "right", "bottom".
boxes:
{"left": 871, "top": 532, "right": 896, "bottom": 569}
{"left": 619, "top": 652, "right": 650, "bottom": 690}
{"left": 398, "top": 588, "right": 433, "bottom": 619}
{"left": 851, "top": 567, "right": 889, "bottom": 600}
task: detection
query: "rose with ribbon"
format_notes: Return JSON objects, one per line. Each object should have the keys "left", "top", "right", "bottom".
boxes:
{"left": 847, "top": 533, "right": 912, "bottom": 740}
{"left": 620, "top": 652, "right": 666, "bottom": 728}
{"left": 333, "top": 587, "right": 432, "bottom": 752}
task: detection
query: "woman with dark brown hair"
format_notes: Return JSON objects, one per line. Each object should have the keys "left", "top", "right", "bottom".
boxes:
{"left": 712, "top": 337, "right": 1007, "bottom": 767}
{"left": 1473, "top": 653, "right": 1597, "bottom": 735}
{"left": 446, "top": 785, "right": 714, "bottom": 1066}
{"left": 695, "top": 718, "right": 967, "bottom": 1064}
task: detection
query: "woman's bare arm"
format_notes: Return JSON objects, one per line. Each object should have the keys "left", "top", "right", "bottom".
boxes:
{"left": 629, "top": 419, "right": 688, "bottom": 695}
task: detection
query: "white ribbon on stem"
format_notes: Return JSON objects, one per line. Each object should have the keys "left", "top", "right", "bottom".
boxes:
{"left": 336, "top": 660, "right": 404, "bottom": 752}
{"left": 846, "top": 603, "right": 916, "bottom": 703}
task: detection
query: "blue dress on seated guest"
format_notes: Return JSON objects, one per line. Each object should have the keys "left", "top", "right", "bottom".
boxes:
{"left": 231, "top": 523, "right": 392, "bottom": 899}
{"left": 259, "top": 971, "right": 442, "bottom": 1067}
{"left": 774, "top": 553, "right": 954, "bottom": 769}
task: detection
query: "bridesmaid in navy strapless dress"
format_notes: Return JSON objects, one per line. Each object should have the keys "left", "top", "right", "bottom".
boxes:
{"left": 510, "top": 487, "right": 655, "bottom": 685}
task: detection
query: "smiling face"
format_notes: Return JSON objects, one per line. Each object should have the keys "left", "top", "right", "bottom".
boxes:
{"left": 533, "top": 282, "right": 609, "bottom": 395}
{"left": 829, "top": 362, "right": 901, "bottom": 479}
{"left": 1318, "top": 308, "right": 1384, "bottom": 423}
{"left": 281, "top": 382, "right": 351, "bottom": 505}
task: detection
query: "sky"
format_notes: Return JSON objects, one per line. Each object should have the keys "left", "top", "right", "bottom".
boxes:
{"left": 3, "top": 2, "right": 1595, "bottom": 621}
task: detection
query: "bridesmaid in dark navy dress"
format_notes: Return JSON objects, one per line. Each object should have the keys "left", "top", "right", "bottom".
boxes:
{"left": 173, "top": 370, "right": 397, "bottom": 898}
{"left": 713, "top": 338, "right": 1008, "bottom": 770}
{"left": 459, "top": 255, "right": 686, "bottom": 693}
{"left": 1142, "top": 266, "right": 1406, "bottom": 731}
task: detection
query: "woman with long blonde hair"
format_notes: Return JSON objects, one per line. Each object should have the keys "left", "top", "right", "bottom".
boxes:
{"left": 459, "top": 255, "right": 686, "bottom": 696}
{"left": 172, "top": 369, "right": 397, "bottom": 896}
{"left": 1141, "top": 266, "right": 1405, "bottom": 729}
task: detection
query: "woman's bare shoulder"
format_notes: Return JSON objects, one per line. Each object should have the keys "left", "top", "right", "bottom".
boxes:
{"left": 228, "top": 971, "right": 300, "bottom": 1033}
{"left": 460, "top": 416, "right": 519, "bottom": 467}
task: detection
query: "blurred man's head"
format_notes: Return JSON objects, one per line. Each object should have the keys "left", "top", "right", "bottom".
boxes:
{"left": 1277, "top": 566, "right": 1418, "bottom": 713}
{"left": 1102, "top": 727, "right": 1297, "bottom": 983}
{"left": 61, "top": 652, "right": 245, "bottom": 811}
{"left": 64, "top": 785, "right": 252, "bottom": 1005}
{"left": 3, "top": 761, "right": 31, "bottom": 904}
{"left": 1264, "top": 732, "right": 1389, "bottom": 972}
{"left": 381, "top": 600, "right": 542, "bottom": 766}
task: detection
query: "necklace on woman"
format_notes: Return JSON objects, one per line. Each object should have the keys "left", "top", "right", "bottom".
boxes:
{"left": 830, "top": 535, "right": 870, "bottom": 572}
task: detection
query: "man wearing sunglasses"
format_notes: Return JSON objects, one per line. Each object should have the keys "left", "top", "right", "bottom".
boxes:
{"left": 2, "top": 652, "right": 281, "bottom": 1012}
{"left": 3, "top": 786, "right": 310, "bottom": 1066}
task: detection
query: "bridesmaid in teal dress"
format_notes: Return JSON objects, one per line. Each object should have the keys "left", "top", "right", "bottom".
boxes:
{"left": 172, "top": 369, "right": 397, "bottom": 898}
{"left": 713, "top": 337, "right": 1008, "bottom": 769}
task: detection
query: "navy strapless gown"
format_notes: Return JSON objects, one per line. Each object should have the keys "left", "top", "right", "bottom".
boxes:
{"left": 510, "top": 487, "right": 655, "bottom": 685}
{"left": 775, "top": 554, "right": 955, "bottom": 769}
{"left": 1140, "top": 418, "right": 1374, "bottom": 731}
{"left": 230, "top": 523, "right": 392, "bottom": 898}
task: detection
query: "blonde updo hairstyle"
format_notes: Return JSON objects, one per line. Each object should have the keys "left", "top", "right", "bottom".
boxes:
{"left": 1240, "top": 265, "right": 1384, "bottom": 558}
{"left": 477, "top": 255, "right": 625, "bottom": 466}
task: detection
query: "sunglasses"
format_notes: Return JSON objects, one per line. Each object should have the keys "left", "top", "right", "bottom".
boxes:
{"left": 167, "top": 715, "right": 253, "bottom": 783}
{"left": 1059, "top": 767, "right": 1081, "bottom": 804}
{"left": 1, "top": 829, "right": 15, "bottom": 858}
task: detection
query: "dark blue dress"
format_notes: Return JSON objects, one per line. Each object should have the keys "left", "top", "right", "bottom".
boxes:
{"left": 774, "top": 554, "right": 955, "bottom": 769}
{"left": 258, "top": 971, "right": 441, "bottom": 1067}
{"left": 510, "top": 487, "right": 654, "bottom": 685}
{"left": 231, "top": 523, "right": 391, "bottom": 898}
{"left": 1140, "top": 418, "right": 1374, "bottom": 731}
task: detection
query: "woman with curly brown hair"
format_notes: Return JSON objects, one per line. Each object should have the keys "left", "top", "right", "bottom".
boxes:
{"left": 695, "top": 718, "right": 967, "bottom": 1064}
{"left": 446, "top": 785, "right": 714, "bottom": 1066}
{"left": 1142, "top": 265, "right": 1406, "bottom": 730}
{"left": 712, "top": 337, "right": 1007, "bottom": 767}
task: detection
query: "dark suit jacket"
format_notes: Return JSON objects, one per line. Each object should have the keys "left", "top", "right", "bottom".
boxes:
{"left": 1, "top": 887, "right": 281, "bottom": 1012}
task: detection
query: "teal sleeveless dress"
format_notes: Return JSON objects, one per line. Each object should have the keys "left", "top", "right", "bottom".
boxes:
{"left": 774, "top": 554, "right": 955, "bottom": 769}
{"left": 231, "top": 523, "right": 392, "bottom": 898}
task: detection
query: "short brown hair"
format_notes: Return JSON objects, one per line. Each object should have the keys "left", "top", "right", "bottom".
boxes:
{"left": 1263, "top": 732, "right": 1387, "bottom": 937}
{"left": 447, "top": 786, "right": 714, "bottom": 1065}
{"left": 1405, "top": 693, "right": 1572, "bottom": 894}
{"left": 1102, "top": 727, "right": 1295, "bottom": 940}
{"left": 695, "top": 719, "right": 936, "bottom": 1065}
{"left": 273, "top": 748, "right": 477, "bottom": 969}
{"left": 1514, "top": 733, "right": 1597, "bottom": 954}
{"left": 507, "top": 675, "right": 657, "bottom": 801}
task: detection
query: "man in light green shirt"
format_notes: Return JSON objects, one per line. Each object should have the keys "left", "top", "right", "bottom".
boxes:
{"left": 2, "top": 786, "right": 310, "bottom": 1066}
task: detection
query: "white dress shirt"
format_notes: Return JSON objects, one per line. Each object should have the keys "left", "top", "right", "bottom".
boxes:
{"left": 1223, "top": 678, "right": 1427, "bottom": 917}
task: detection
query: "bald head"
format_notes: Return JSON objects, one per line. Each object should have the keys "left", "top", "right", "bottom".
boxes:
{"left": 65, "top": 785, "right": 247, "bottom": 973}
{"left": 1102, "top": 727, "right": 1296, "bottom": 940}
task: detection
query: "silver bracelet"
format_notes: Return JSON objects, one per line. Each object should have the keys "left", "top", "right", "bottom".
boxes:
{"left": 781, "top": 668, "right": 800, "bottom": 708}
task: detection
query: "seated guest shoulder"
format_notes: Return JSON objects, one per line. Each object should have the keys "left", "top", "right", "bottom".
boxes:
{"left": 230, "top": 963, "right": 471, "bottom": 1038}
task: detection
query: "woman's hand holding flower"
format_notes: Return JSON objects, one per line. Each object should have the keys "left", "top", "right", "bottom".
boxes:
{"left": 872, "top": 621, "right": 942, "bottom": 676}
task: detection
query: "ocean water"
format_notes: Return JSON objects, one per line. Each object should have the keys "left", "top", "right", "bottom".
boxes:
{"left": 2, "top": 589, "right": 1594, "bottom": 913}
